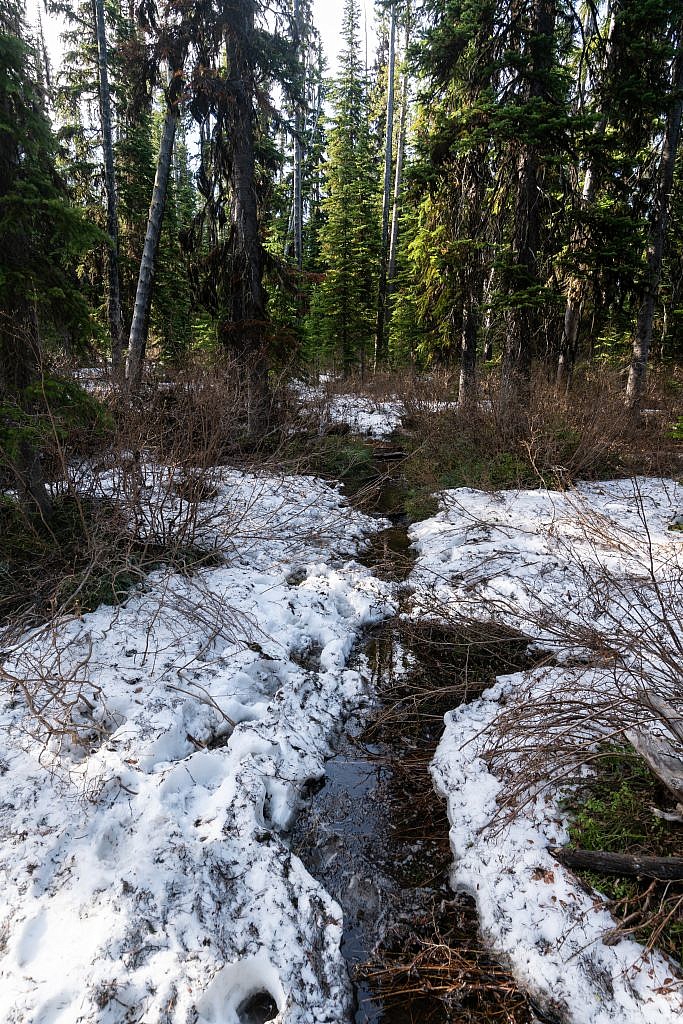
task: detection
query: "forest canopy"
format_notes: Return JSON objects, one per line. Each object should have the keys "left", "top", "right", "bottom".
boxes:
{"left": 1, "top": 0, "right": 683, "bottom": 421}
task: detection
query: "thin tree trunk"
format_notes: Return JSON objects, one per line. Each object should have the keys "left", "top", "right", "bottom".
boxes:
{"left": 125, "top": 87, "right": 179, "bottom": 391}
{"left": 225, "top": 3, "right": 270, "bottom": 436}
{"left": 388, "top": 26, "right": 409, "bottom": 300}
{"left": 557, "top": 158, "right": 603, "bottom": 391}
{"left": 374, "top": 2, "right": 396, "bottom": 370}
{"left": 500, "top": 0, "right": 556, "bottom": 414}
{"left": 94, "top": 0, "right": 124, "bottom": 371}
{"left": 458, "top": 306, "right": 478, "bottom": 406}
{"left": 293, "top": 0, "right": 304, "bottom": 271}
{"left": 626, "top": 29, "right": 683, "bottom": 411}
{"left": 557, "top": 9, "right": 615, "bottom": 391}
{"left": 16, "top": 437, "right": 53, "bottom": 521}
{"left": 483, "top": 270, "right": 495, "bottom": 361}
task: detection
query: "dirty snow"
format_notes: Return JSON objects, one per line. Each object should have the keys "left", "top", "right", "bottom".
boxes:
{"left": 323, "top": 395, "right": 402, "bottom": 438}
{"left": 413, "top": 478, "right": 683, "bottom": 1023}
{"left": 3, "top": 450, "right": 683, "bottom": 1024}
{"left": 292, "top": 380, "right": 403, "bottom": 438}
{"left": 410, "top": 476, "right": 683, "bottom": 658}
{"left": 0, "top": 470, "right": 392, "bottom": 1024}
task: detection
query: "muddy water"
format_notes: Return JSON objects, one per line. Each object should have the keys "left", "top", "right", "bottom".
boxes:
{"left": 291, "top": 447, "right": 534, "bottom": 1024}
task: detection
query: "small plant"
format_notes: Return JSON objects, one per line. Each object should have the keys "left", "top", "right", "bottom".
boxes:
{"left": 565, "top": 746, "right": 683, "bottom": 965}
{"left": 567, "top": 748, "right": 670, "bottom": 853}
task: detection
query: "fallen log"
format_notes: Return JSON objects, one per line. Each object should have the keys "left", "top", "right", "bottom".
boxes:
{"left": 548, "top": 847, "right": 683, "bottom": 882}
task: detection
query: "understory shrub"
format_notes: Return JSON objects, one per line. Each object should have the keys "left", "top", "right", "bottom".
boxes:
{"left": 566, "top": 746, "right": 683, "bottom": 964}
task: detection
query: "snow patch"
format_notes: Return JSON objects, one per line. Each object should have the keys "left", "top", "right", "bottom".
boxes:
{"left": 0, "top": 469, "right": 393, "bottom": 1024}
{"left": 412, "top": 478, "right": 683, "bottom": 1023}
{"left": 432, "top": 669, "right": 683, "bottom": 1024}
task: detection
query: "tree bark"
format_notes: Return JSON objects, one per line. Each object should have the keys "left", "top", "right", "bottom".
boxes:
{"left": 625, "top": 28, "right": 683, "bottom": 411}
{"left": 557, "top": 9, "right": 614, "bottom": 391}
{"left": 374, "top": 2, "right": 396, "bottom": 370}
{"left": 500, "top": 0, "right": 556, "bottom": 413}
{"left": 94, "top": 0, "right": 124, "bottom": 371}
{"left": 292, "top": 0, "right": 304, "bottom": 272}
{"left": 224, "top": 2, "right": 270, "bottom": 436}
{"left": 16, "top": 437, "right": 53, "bottom": 521}
{"left": 388, "top": 24, "right": 409, "bottom": 301}
{"left": 627, "top": 729, "right": 683, "bottom": 806}
{"left": 125, "top": 84, "right": 179, "bottom": 391}
{"left": 549, "top": 847, "right": 683, "bottom": 882}
{"left": 458, "top": 305, "right": 478, "bottom": 406}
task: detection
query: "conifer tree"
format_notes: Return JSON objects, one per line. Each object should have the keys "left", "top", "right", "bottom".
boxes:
{"left": 625, "top": 19, "right": 683, "bottom": 410}
{"left": 309, "top": 0, "right": 380, "bottom": 375}
{"left": 375, "top": 0, "right": 397, "bottom": 368}
{"left": 0, "top": 1, "right": 97, "bottom": 514}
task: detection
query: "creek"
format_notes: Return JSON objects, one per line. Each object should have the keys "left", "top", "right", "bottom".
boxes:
{"left": 290, "top": 442, "right": 535, "bottom": 1024}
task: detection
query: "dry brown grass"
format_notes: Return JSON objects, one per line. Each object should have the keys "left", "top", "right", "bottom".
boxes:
{"left": 310, "top": 364, "right": 682, "bottom": 498}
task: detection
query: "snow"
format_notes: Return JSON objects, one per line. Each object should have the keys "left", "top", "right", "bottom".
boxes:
{"left": 432, "top": 667, "right": 682, "bottom": 1024}
{"left": 3, "top": 450, "right": 683, "bottom": 1024}
{"left": 323, "top": 395, "right": 403, "bottom": 438}
{"left": 412, "top": 478, "right": 683, "bottom": 1023}
{"left": 410, "top": 477, "right": 683, "bottom": 658}
{"left": 292, "top": 381, "right": 403, "bottom": 438}
{"left": 0, "top": 469, "right": 393, "bottom": 1024}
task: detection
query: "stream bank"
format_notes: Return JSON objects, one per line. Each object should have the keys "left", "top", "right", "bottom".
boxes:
{"left": 291, "top": 442, "right": 536, "bottom": 1024}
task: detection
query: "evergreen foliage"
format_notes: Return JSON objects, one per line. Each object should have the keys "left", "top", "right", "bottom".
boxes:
{"left": 0, "top": 5, "right": 97, "bottom": 391}
{"left": 307, "top": 0, "right": 380, "bottom": 373}
{"left": 1, "top": 0, "right": 681, "bottom": 405}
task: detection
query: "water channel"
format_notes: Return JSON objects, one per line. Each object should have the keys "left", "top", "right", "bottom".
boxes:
{"left": 289, "top": 444, "right": 536, "bottom": 1024}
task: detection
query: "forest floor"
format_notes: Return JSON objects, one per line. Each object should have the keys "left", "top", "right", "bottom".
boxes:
{"left": 0, "top": 382, "right": 682, "bottom": 1024}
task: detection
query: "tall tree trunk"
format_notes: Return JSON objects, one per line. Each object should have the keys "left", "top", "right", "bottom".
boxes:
{"left": 500, "top": 0, "right": 556, "bottom": 413}
{"left": 225, "top": 2, "right": 270, "bottom": 436}
{"left": 458, "top": 305, "right": 478, "bottom": 407}
{"left": 557, "top": 9, "right": 614, "bottom": 391}
{"left": 625, "top": 29, "right": 683, "bottom": 411}
{"left": 125, "top": 79, "right": 180, "bottom": 391}
{"left": 292, "top": 0, "right": 304, "bottom": 271}
{"left": 387, "top": 24, "right": 409, "bottom": 301}
{"left": 482, "top": 270, "right": 496, "bottom": 361}
{"left": 457, "top": 147, "right": 488, "bottom": 407}
{"left": 374, "top": 2, "right": 396, "bottom": 370}
{"left": 94, "top": 0, "right": 124, "bottom": 371}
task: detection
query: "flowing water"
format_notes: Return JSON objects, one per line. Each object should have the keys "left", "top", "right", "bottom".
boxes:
{"left": 290, "top": 445, "right": 535, "bottom": 1024}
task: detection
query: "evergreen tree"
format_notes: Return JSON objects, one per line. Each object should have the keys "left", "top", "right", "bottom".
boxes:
{"left": 625, "top": 16, "right": 683, "bottom": 409}
{"left": 308, "top": 0, "right": 380, "bottom": 375}
{"left": 0, "top": 1, "right": 97, "bottom": 513}
{"left": 375, "top": 0, "right": 397, "bottom": 367}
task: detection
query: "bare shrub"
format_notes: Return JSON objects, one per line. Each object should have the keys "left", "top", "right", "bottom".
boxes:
{"left": 361, "top": 917, "right": 531, "bottom": 1024}
{"left": 414, "top": 480, "right": 683, "bottom": 802}
{"left": 413, "top": 478, "right": 683, "bottom": 961}
{"left": 0, "top": 356, "right": 341, "bottom": 759}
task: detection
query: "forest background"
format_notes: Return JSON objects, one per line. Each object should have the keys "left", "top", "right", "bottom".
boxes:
{"left": 2, "top": 0, "right": 683, "bottom": 519}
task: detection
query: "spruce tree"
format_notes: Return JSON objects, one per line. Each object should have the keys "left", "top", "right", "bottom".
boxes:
{"left": 0, "top": 1, "right": 97, "bottom": 514}
{"left": 309, "top": 0, "right": 380, "bottom": 375}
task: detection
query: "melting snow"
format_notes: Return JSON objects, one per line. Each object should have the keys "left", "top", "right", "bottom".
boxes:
{"left": 413, "top": 478, "right": 683, "bottom": 1023}
{"left": 0, "top": 470, "right": 392, "bottom": 1024}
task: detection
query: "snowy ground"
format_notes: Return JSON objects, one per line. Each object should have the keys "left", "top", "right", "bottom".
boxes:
{"left": 3, "top": 455, "right": 683, "bottom": 1024}
{"left": 412, "top": 478, "right": 683, "bottom": 1023}
{"left": 292, "top": 381, "right": 403, "bottom": 439}
{"left": 0, "top": 470, "right": 392, "bottom": 1024}
{"left": 322, "top": 395, "right": 402, "bottom": 438}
